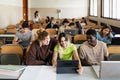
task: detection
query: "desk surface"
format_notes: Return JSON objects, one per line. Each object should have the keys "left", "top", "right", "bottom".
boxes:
{"left": 19, "top": 66, "right": 98, "bottom": 80}
{"left": 0, "top": 34, "right": 15, "bottom": 37}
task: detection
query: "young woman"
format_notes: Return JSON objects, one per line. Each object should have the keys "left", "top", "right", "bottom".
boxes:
{"left": 33, "top": 11, "right": 41, "bottom": 24}
{"left": 97, "top": 24, "right": 113, "bottom": 45}
{"left": 52, "top": 32, "right": 83, "bottom": 74}
{"left": 26, "top": 29, "right": 57, "bottom": 65}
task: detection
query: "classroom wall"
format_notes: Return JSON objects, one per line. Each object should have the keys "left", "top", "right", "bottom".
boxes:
{"left": 0, "top": 0, "right": 22, "bottom": 28}
{"left": 0, "top": 0, "right": 88, "bottom": 28}
{"left": 28, "top": 0, "right": 88, "bottom": 19}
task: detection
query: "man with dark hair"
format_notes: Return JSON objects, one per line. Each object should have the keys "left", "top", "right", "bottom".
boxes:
{"left": 79, "top": 29, "right": 108, "bottom": 66}
{"left": 13, "top": 21, "right": 34, "bottom": 47}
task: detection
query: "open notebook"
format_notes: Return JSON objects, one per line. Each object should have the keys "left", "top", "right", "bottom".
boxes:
{"left": 0, "top": 65, "right": 26, "bottom": 79}
{"left": 92, "top": 61, "right": 120, "bottom": 80}
{"left": 91, "top": 65, "right": 100, "bottom": 78}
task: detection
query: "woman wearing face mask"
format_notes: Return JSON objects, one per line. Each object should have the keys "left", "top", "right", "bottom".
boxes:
{"left": 97, "top": 24, "right": 113, "bottom": 45}
{"left": 52, "top": 32, "right": 83, "bottom": 74}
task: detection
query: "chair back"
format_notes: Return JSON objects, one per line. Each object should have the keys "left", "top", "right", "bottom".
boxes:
{"left": 0, "top": 54, "right": 21, "bottom": 65}
{"left": 108, "top": 54, "right": 120, "bottom": 61}
{"left": 6, "top": 29, "right": 17, "bottom": 34}
{"left": 7, "top": 25, "right": 16, "bottom": 29}
{"left": 1, "top": 44, "right": 23, "bottom": 58}
{"left": 108, "top": 45, "right": 120, "bottom": 54}
{"left": 0, "top": 29, "right": 5, "bottom": 34}
{"left": 46, "top": 28, "right": 57, "bottom": 35}
{"left": 73, "top": 34, "right": 87, "bottom": 44}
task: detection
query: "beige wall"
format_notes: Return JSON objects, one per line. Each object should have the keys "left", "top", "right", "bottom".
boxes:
{"left": 0, "top": 4, "right": 22, "bottom": 28}
{"left": 0, "top": 0, "right": 88, "bottom": 28}
{"left": 28, "top": 0, "right": 88, "bottom": 20}
{"left": 29, "top": 8, "right": 87, "bottom": 20}
{"left": 0, "top": 0, "right": 22, "bottom": 28}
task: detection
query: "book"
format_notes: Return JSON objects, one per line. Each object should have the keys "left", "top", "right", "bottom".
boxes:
{"left": 0, "top": 65, "right": 26, "bottom": 72}
{"left": 0, "top": 65, "right": 26, "bottom": 79}
{"left": 91, "top": 65, "right": 100, "bottom": 78}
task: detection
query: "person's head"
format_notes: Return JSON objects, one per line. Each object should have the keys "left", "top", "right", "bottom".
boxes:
{"left": 46, "top": 16, "right": 50, "bottom": 20}
{"left": 100, "top": 24, "right": 112, "bottom": 38}
{"left": 46, "top": 16, "right": 50, "bottom": 23}
{"left": 37, "top": 30, "right": 50, "bottom": 45}
{"left": 51, "top": 18, "right": 56, "bottom": 24}
{"left": 58, "top": 32, "right": 68, "bottom": 48}
{"left": 20, "top": 21, "right": 29, "bottom": 33}
{"left": 62, "top": 19, "right": 69, "bottom": 26}
{"left": 22, "top": 21, "right": 29, "bottom": 29}
{"left": 72, "top": 18, "right": 75, "bottom": 22}
{"left": 51, "top": 17, "right": 54, "bottom": 21}
{"left": 34, "top": 11, "right": 39, "bottom": 18}
{"left": 75, "top": 21, "right": 82, "bottom": 29}
{"left": 86, "top": 29, "right": 97, "bottom": 47}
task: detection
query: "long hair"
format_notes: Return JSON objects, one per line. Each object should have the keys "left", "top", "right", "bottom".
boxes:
{"left": 58, "top": 33, "right": 71, "bottom": 58}
{"left": 100, "top": 24, "right": 112, "bottom": 39}
{"left": 34, "top": 11, "right": 39, "bottom": 18}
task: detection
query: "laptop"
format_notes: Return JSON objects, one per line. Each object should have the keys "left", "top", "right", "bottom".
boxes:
{"left": 111, "top": 37, "right": 120, "bottom": 45}
{"left": 64, "top": 29, "right": 78, "bottom": 36}
{"left": 92, "top": 61, "right": 120, "bottom": 80}
{"left": 57, "top": 60, "right": 78, "bottom": 74}
{"left": 114, "top": 34, "right": 120, "bottom": 37}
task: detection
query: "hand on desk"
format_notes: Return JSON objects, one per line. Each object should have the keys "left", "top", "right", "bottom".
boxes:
{"left": 77, "top": 66, "right": 83, "bottom": 74}
{"left": 52, "top": 62, "right": 83, "bottom": 74}
{"left": 52, "top": 62, "right": 57, "bottom": 68}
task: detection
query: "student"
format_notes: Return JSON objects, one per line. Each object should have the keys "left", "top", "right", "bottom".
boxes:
{"left": 13, "top": 21, "right": 34, "bottom": 48}
{"left": 52, "top": 32, "right": 83, "bottom": 74}
{"left": 45, "top": 16, "right": 50, "bottom": 24}
{"left": 75, "top": 21, "right": 84, "bottom": 34}
{"left": 58, "top": 19, "right": 71, "bottom": 34}
{"left": 33, "top": 11, "right": 41, "bottom": 24}
{"left": 81, "top": 17, "right": 87, "bottom": 25}
{"left": 26, "top": 30, "right": 57, "bottom": 65}
{"left": 79, "top": 29, "right": 108, "bottom": 66}
{"left": 97, "top": 24, "right": 113, "bottom": 45}
{"left": 69, "top": 18, "right": 75, "bottom": 26}
{"left": 46, "top": 18, "right": 59, "bottom": 29}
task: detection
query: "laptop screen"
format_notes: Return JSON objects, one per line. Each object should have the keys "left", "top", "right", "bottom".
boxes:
{"left": 64, "top": 29, "right": 78, "bottom": 36}
{"left": 57, "top": 60, "right": 78, "bottom": 74}
{"left": 111, "top": 37, "right": 120, "bottom": 45}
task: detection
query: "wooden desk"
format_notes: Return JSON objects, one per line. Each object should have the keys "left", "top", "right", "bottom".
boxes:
{"left": 0, "top": 34, "right": 15, "bottom": 37}
{"left": 19, "top": 66, "right": 98, "bottom": 80}
{"left": 108, "top": 45, "right": 120, "bottom": 54}
{"left": 0, "top": 34, "right": 15, "bottom": 44}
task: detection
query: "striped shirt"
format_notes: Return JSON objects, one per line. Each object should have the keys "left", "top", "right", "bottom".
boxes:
{"left": 79, "top": 40, "right": 108, "bottom": 66}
